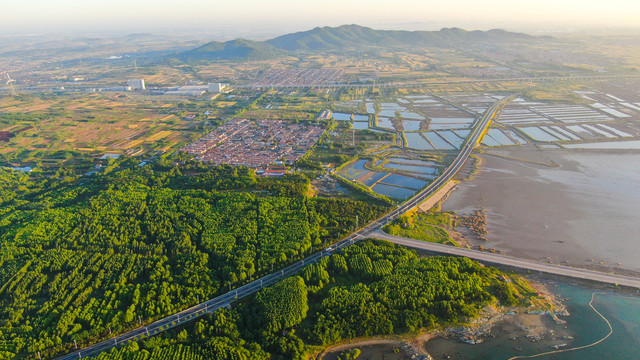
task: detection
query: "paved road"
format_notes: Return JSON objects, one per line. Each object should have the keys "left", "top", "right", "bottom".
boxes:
{"left": 55, "top": 91, "right": 509, "bottom": 360}
{"left": 56, "top": 93, "right": 640, "bottom": 359}
{"left": 371, "top": 231, "right": 640, "bottom": 288}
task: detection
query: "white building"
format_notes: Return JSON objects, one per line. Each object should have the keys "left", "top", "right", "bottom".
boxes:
{"left": 127, "top": 79, "right": 146, "bottom": 90}
{"left": 208, "top": 82, "right": 227, "bottom": 92}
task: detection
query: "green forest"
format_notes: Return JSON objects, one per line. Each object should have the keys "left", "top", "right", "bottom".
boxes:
{"left": 93, "top": 240, "right": 545, "bottom": 360}
{"left": 0, "top": 157, "right": 388, "bottom": 359}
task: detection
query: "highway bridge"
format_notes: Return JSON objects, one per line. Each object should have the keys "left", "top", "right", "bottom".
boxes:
{"left": 56, "top": 94, "right": 640, "bottom": 359}
{"left": 371, "top": 231, "right": 640, "bottom": 289}
{"left": 54, "top": 93, "right": 509, "bottom": 360}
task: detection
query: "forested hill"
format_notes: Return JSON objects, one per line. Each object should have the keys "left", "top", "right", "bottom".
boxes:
{"left": 177, "top": 24, "right": 544, "bottom": 60}
{"left": 0, "top": 156, "right": 388, "bottom": 359}
{"left": 93, "top": 240, "right": 551, "bottom": 360}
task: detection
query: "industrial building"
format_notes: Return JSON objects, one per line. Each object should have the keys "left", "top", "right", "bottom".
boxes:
{"left": 127, "top": 79, "right": 146, "bottom": 90}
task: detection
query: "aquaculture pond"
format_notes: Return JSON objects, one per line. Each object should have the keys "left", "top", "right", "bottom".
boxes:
{"left": 360, "top": 171, "right": 389, "bottom": 187}
{"left": 405, "top": 133, "right": 433, "bottom": 150}
{"left": 424, "top": 132, "right": 455, "bottom": 150}
{"left": 372, "top": 183, "right": 416, "bottom": 199}
{"left": 402, "top": 120, "right": 422, "bottom": 131}
{"left": 384, "top": 163, "right": 438, "bottom": 175}
{"left": 340, "top": 159, "right": 369, "bottom": 178}
{"left": 380, "top": 173, "right": 427, "bottom": 190}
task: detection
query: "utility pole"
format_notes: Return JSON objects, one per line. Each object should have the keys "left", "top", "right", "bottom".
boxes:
{"left": 74, "top": 340, "right": 78, "bottom": 349}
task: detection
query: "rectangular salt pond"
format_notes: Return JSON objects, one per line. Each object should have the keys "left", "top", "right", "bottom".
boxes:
{"left": 550, "top": 126, "right": 581, "bottom": 140}
{"left": 539, "top": 126, "right": 570, "bottom": 141}
{"left": 453, "top": 129, "right": 471, "bottom": 138}
{"left": 582, "top": 124, "right": 617, "bottom": 138}
{"left": 366, "top": 103, "right": 375, "bottom": 114}
{"left": 402, "top": 120, "right": 422, "bottom": 131}
{"left": 352, "top": 122, "right": 369, "bottom": 130}
{"left": 333, "top": 113, "right": 368, "bottom": 121}
{"left": 376, "top": 117, "right": 395, "bottom": 129}
{"left": 519, "top": 127, "right": 561, "bottom": 142}
{"left": 590, "top": 103, "right": 631, "bottom": 118}
{"left": 504, "top": 130, "right": 526, "bottom": 144}
{"left": 384, "top": 162, "right": 438, "bottom": 175}
{"left": 596, "top": 124, "right": 632, "bottom": 137}
{"left": 486, "top": 129, "right": 516, "bottom": 145}
{"left": 361, "top": 172, "right": 389, "bottom": 187}
{"left": 378, "top": 110, "right": 398, "bottom": 118}
{"left": 429, "top": 118, "right": 475, "bottom": 129}
{"left": 387, "top": 158, "right": 438, "bottom": 167}
{"left": 332, "top": 112, "right": 351, "bottom": 121}
{"left": 563, "top": 140, "right": 640, "bottom": 150}
{"left": 341, "top": 159, "right": 368, "bottom": 178}
{"left": 566, "top": 125, "right": 598, "bottom": 139}
{"left": 430, "top": 117, "right": 475, "bottom": 125}
{"left": 381, "top": 173, "right": 428, "bottom": 190}
{"left": 372, "top": 183, "right": 416, "bottom": 200}
{"left": 399, "top": 111, "right": 425, "bottom": 120}
{"left": 381, "top": 103, "right": 404, "bottom": 109}
{"left": 424, "top": 132, "right": 455, "bottom": 150}
{"left": 405, "top": 132, "right": 434, "bottom": 150}
{"left": 482, "top": 135, "right": 501, "bottom": 147}
{"left": 437, "top": 130, "right": 464, "bottom": 148}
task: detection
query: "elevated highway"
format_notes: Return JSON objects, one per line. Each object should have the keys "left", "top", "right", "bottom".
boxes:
{"left": 371, "top": 231, "right": 640, "bottom": 289}
{"left": 56, "top": 94, "right": 640, "bottom": 359}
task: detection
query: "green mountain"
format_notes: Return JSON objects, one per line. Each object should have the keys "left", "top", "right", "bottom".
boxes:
{"left": 178, "top": 24, "right": 541, "bottom": 61}
{"left": 179, "top": 38, "right": 284, "bottom": 61}
{"left": 267, "top": 24, "right": 537, "bottom": 51}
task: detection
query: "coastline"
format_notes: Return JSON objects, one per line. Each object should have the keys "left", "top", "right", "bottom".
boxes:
{"left": 314, "top": 279, "right": 566, "bottom": 360}
{"left": 442, "top": 147, "right": 640, "bottom": 275}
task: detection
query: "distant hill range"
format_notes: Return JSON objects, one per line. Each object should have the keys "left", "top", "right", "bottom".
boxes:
{"left": 178, "top": 24, "right": 543, "bottom": 61}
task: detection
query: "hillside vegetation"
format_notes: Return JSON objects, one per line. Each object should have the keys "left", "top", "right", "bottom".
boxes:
{"left": 0, "top": 156, "right": 387, "bottom": 359}
{"left": 95, "top": 240, "right": 545, "bottom": 360}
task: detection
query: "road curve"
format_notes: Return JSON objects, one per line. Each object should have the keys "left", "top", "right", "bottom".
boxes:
{"left": 55, "top": 93, "right": 640, "bottom": 359}
{"left": 371, "top": 231, "right": 640, "bottom": 289}
{"left": 54, "top": 90, "right": 509, "bottom": 360}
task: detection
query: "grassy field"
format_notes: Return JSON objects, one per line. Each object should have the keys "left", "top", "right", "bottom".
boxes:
{"left": 383, "top": 209, "right": 456, "bottom": 245}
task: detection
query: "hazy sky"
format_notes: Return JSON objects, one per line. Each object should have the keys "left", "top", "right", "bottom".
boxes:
{"left": 3, "top": 0, "right": 640, "bottom": 35}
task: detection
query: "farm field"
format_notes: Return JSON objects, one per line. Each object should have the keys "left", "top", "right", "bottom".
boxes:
{"left": 0, "top": 93, "right": 201, "bottom": 154}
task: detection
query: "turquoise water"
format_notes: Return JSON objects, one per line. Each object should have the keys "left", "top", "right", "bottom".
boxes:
{"left": 425, "top": 283, "right": 640, "bottom": 359}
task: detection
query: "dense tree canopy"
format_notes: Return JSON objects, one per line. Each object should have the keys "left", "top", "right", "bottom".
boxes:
{"left": 0, "top": 160, "right": 387, "bottom": 359}
{"left": 100, "top": 240, "right": 540, "bottom": 360}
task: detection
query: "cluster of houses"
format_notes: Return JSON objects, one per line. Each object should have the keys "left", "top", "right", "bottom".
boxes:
{"left": 180, "top": 118, "right": 323, "bottom": 167}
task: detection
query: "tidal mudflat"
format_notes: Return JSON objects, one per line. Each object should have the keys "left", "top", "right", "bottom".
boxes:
{"left": 443, "top": 147, "right": 640, "bottom": 274}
